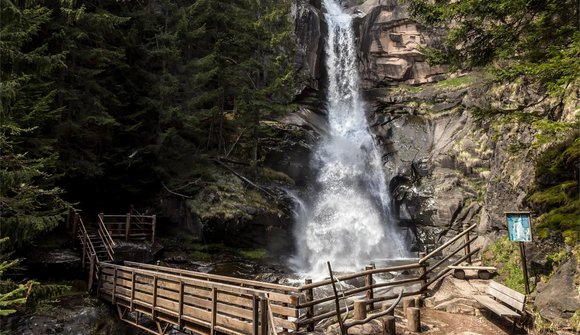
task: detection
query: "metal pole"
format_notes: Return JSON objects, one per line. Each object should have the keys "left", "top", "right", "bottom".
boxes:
{"left": 519, "top": 242, "right": 530, "bottom": 295}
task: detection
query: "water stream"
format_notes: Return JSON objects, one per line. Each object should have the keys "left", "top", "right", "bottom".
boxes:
{"left": 292, "top": 0, "right": 409, "bottom": 278}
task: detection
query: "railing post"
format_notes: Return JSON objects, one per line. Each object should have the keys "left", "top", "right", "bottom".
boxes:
{"left": 72, "top": 213, "right": 79, "bottom": 239}
{"left": 419, "top": 252, "right": 427, "bottom": 292}
{"left": 125, "top": 213, "right": 131, "bottom": 241}
{"left": 211, "top": 288, "right": 217, "bottom": 335}
{"left": 354, "top": 300, "right": 367, "bottom": 320}
{"left": 365, "top": 264, "right": 374, "bottom": 311}
{"left": 253, "top": 296, "right": 259, "bottom": 335}
{"left": 260, "top": 297, "right": 268, "bottom": 335}
{"left": 151, "top": 215, "right": 156, "bottom": 243}
{"left": 463, "top": 223, "right": 472, "bottom": 265}
{"left": 304, "top": 278, "right": 314, "bottom": 331}
{"left": 178, "top": 280, "right": 184, "bottom": 329}
{"left": 88, "top": 254, "right": 96, "bottom": 291}
{"left": 81, "top": 233, "right": 87, "bottom": 268}
{"left": 112, "top": 268, "right": 117, "bottom": 304}
{"left": 152, "top": 275, "right": 158, "bottom": 318}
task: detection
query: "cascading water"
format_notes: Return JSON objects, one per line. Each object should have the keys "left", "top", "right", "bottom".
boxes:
{"left": 292, "top": 0, "right": 409, "bottom": 277}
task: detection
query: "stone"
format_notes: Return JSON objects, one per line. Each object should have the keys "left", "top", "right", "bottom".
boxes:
{"left": 425, "top": 276, "right": 489, "bottom": 315}
{"left": 326, "top": 319, "right": 384, "bottom": 335}
{"left": 113, "top": 241, "right": 162, "bottom": 263}
{"left": 354, "top": 2, "right": 448, "bottom": 87}
{"left": 535, "top": 256, "right": 580, "bottom": 327}
{"left": 293, "top": 0, "right": 324, "bottom": 93}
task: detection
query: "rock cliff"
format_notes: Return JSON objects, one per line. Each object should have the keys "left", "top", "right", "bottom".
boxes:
{"left": 287, "top": 0, "right": 579, "bottom": 249}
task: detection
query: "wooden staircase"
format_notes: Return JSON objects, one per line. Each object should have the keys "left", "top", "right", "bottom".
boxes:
{"left": 86, "top": 226, "right": 111, "bottom": 262}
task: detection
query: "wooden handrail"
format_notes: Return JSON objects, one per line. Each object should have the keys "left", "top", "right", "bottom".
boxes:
{"left": 124, "top": 261, "right": 301, "bottom": 293}
{"left": 419, "top": 223, "right": 477, "bottom": 264}
{"left": 426, "top": 235, "right": 478, "bottom": 274}
{"left": 76, "top": 214, "right": 98, "bottom": 263}
{"left": 422, "top": 247, "right": 481, "bottom": 289}
{"left": 100, "top": 213, "right": 155, "bottom": 243}
{"left": 98, "top": 213, "right": 116, "bottom": 261}
{"left": 298, "top": 263, "right": 422, "bottom": 291}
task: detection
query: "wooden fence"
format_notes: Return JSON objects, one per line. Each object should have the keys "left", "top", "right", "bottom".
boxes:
{"left": 69, "top": 207, "right": 480, "bottom": 335}
{"left": 98, "top": 263, "right": 299, "bottom": 335}
{"left": 99, "top": 212, "right": 157, "bottom": 243}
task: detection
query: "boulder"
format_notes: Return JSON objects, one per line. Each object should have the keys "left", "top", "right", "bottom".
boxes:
{"left": 5, "top": 296, "right": 131, "bottom": 335}
{"left": 326, "top": 319, "right": 384, "bottom": 335}
{"left": 535, "top": 255, "right": 580, "bottom": 328}
{"left": 425, "top": 276, "right": 489, "bottom": 315}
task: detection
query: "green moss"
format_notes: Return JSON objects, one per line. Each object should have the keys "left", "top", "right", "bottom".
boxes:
{"left": 482, "top": 236, "right": 527, "bottom": 294}
{"left": 529, "top": 133, "right": 580, "bottom": 246}
{"left": 434, "top": 74, "right": 477, "bottom": 88}
{"left": 239, "top": 248, "right": 269, "bottom": 260}
{"left": 532, "top": 119, "right": 578, "bottom": 147}
{"left": 540, "top": 249, "right": 568, "bottom": 282}
{"left": 528, "top": 181, "right": 577, "bottom": 208}
{"left": 260, "top": 167, "right": 294, "bottom": 185}
{"left": 571, "top": 310, "right": 580, "bottom": 333}
{"left": 188, "top": 169, "right": 279, "bottom": 222}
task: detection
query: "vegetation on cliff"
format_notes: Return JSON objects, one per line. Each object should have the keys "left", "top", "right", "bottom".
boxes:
{"left": 409, "top": 0, "right": 579, "bottom": 94}
{"left": 528, "top": 133, "right": 580, "bottom": 245}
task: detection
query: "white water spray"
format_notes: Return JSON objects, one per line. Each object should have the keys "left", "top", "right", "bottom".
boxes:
{"left": 292, "top": 0, "right": 409, "bottom": 277}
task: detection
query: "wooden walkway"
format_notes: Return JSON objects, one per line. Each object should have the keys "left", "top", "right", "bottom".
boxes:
{"left": 70, "top": 210, "right": 479, "bottom": 335}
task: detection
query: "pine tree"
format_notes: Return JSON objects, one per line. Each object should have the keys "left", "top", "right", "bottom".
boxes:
{"left": 46, "top": 0, "right": 131, "bottom": 203}
{"left": 0, "top": 0, "right": 68, "bottom": 245}
{"left": 408, "top": 0, "right": 580, "bottom": 93}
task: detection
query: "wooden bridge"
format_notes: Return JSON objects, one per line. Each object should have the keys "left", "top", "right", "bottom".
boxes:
{"left": 70, "top": 210, "right": 479, "bottom": 335}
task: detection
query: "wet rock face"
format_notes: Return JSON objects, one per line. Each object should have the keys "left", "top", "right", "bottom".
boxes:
{"left": 293, "top": 0, "right": 324, "bottom": 93}
{"left": 362, "top": 77, "right": 576, "bottom": 249}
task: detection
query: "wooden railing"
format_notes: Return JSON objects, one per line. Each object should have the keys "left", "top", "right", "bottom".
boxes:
{"left": 295, "top": 263, "right": 425, "bottom": 331}
{"left": 99, "top": 213, "right": 156, "bottom": 243}
{"left": 98, "top": 262, "right": 299, "bottom": 335}
{"left": 72, "top": 211, "right": 101, "bottom": 289}
{"left": 68, "top": 207, "right": 480, "bottom": 334}
{"left": 97, "top": 213, "right": 116, "bottom": 261}
{"left": 419, "top": 223, "right": 480, "bottom": 289}
{"left": 293, "top": 223, "right": 480, "bottom": 331}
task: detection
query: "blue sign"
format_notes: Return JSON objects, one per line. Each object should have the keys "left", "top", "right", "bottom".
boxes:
{"left": 506, "top": 212, "right": 532, "bottom": 242}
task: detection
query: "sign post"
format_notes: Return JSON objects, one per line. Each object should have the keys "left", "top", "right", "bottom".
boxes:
{"left": 505, "top": 211, "right": 532, "bottom": 294}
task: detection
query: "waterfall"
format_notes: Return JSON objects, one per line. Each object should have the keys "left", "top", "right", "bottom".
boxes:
{"left": 292, "top": 0, "right": 409, "bottom": 277}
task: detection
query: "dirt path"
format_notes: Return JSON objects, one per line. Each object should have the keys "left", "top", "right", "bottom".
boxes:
{"left": 396, "top": 308, "right": 513, "bottom": 335}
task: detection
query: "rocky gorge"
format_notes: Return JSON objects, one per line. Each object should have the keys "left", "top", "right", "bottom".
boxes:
{"left": 149, "top": 2, "right": 579, "bottom": 330}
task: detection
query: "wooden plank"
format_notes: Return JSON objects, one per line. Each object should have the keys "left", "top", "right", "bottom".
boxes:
{"left": 448, "top": 266, "right": 497, "bottom": 271}
{"left": 489, "top": 281, "right": 526, "bottom": 304}
{"left": 106, "top": 282, "right": 252, "bottom": 334}
{"left": 473, "top": 295, "right": 520, "bottom": 317}
{"left": 103, "top": 275, "right": 298, "bottom": 323}
{"left": 487, "top": 286, "right": 525, "bottom": 311}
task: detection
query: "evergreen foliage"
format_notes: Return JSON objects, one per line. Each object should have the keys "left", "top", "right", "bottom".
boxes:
{"left": 408, "top": 0, "right": 580, "bottom": 93}
{"left": 2, "top": 0, "right": 296, "bottom": 211}
{"left": 528, "top": 133, "right": 580, "bottom": 245}
{"left": 0, "top": 238, "right": 30, "bottom": 316}
{"left": 1, "top": 0, "right": 68, "bottom": 246}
